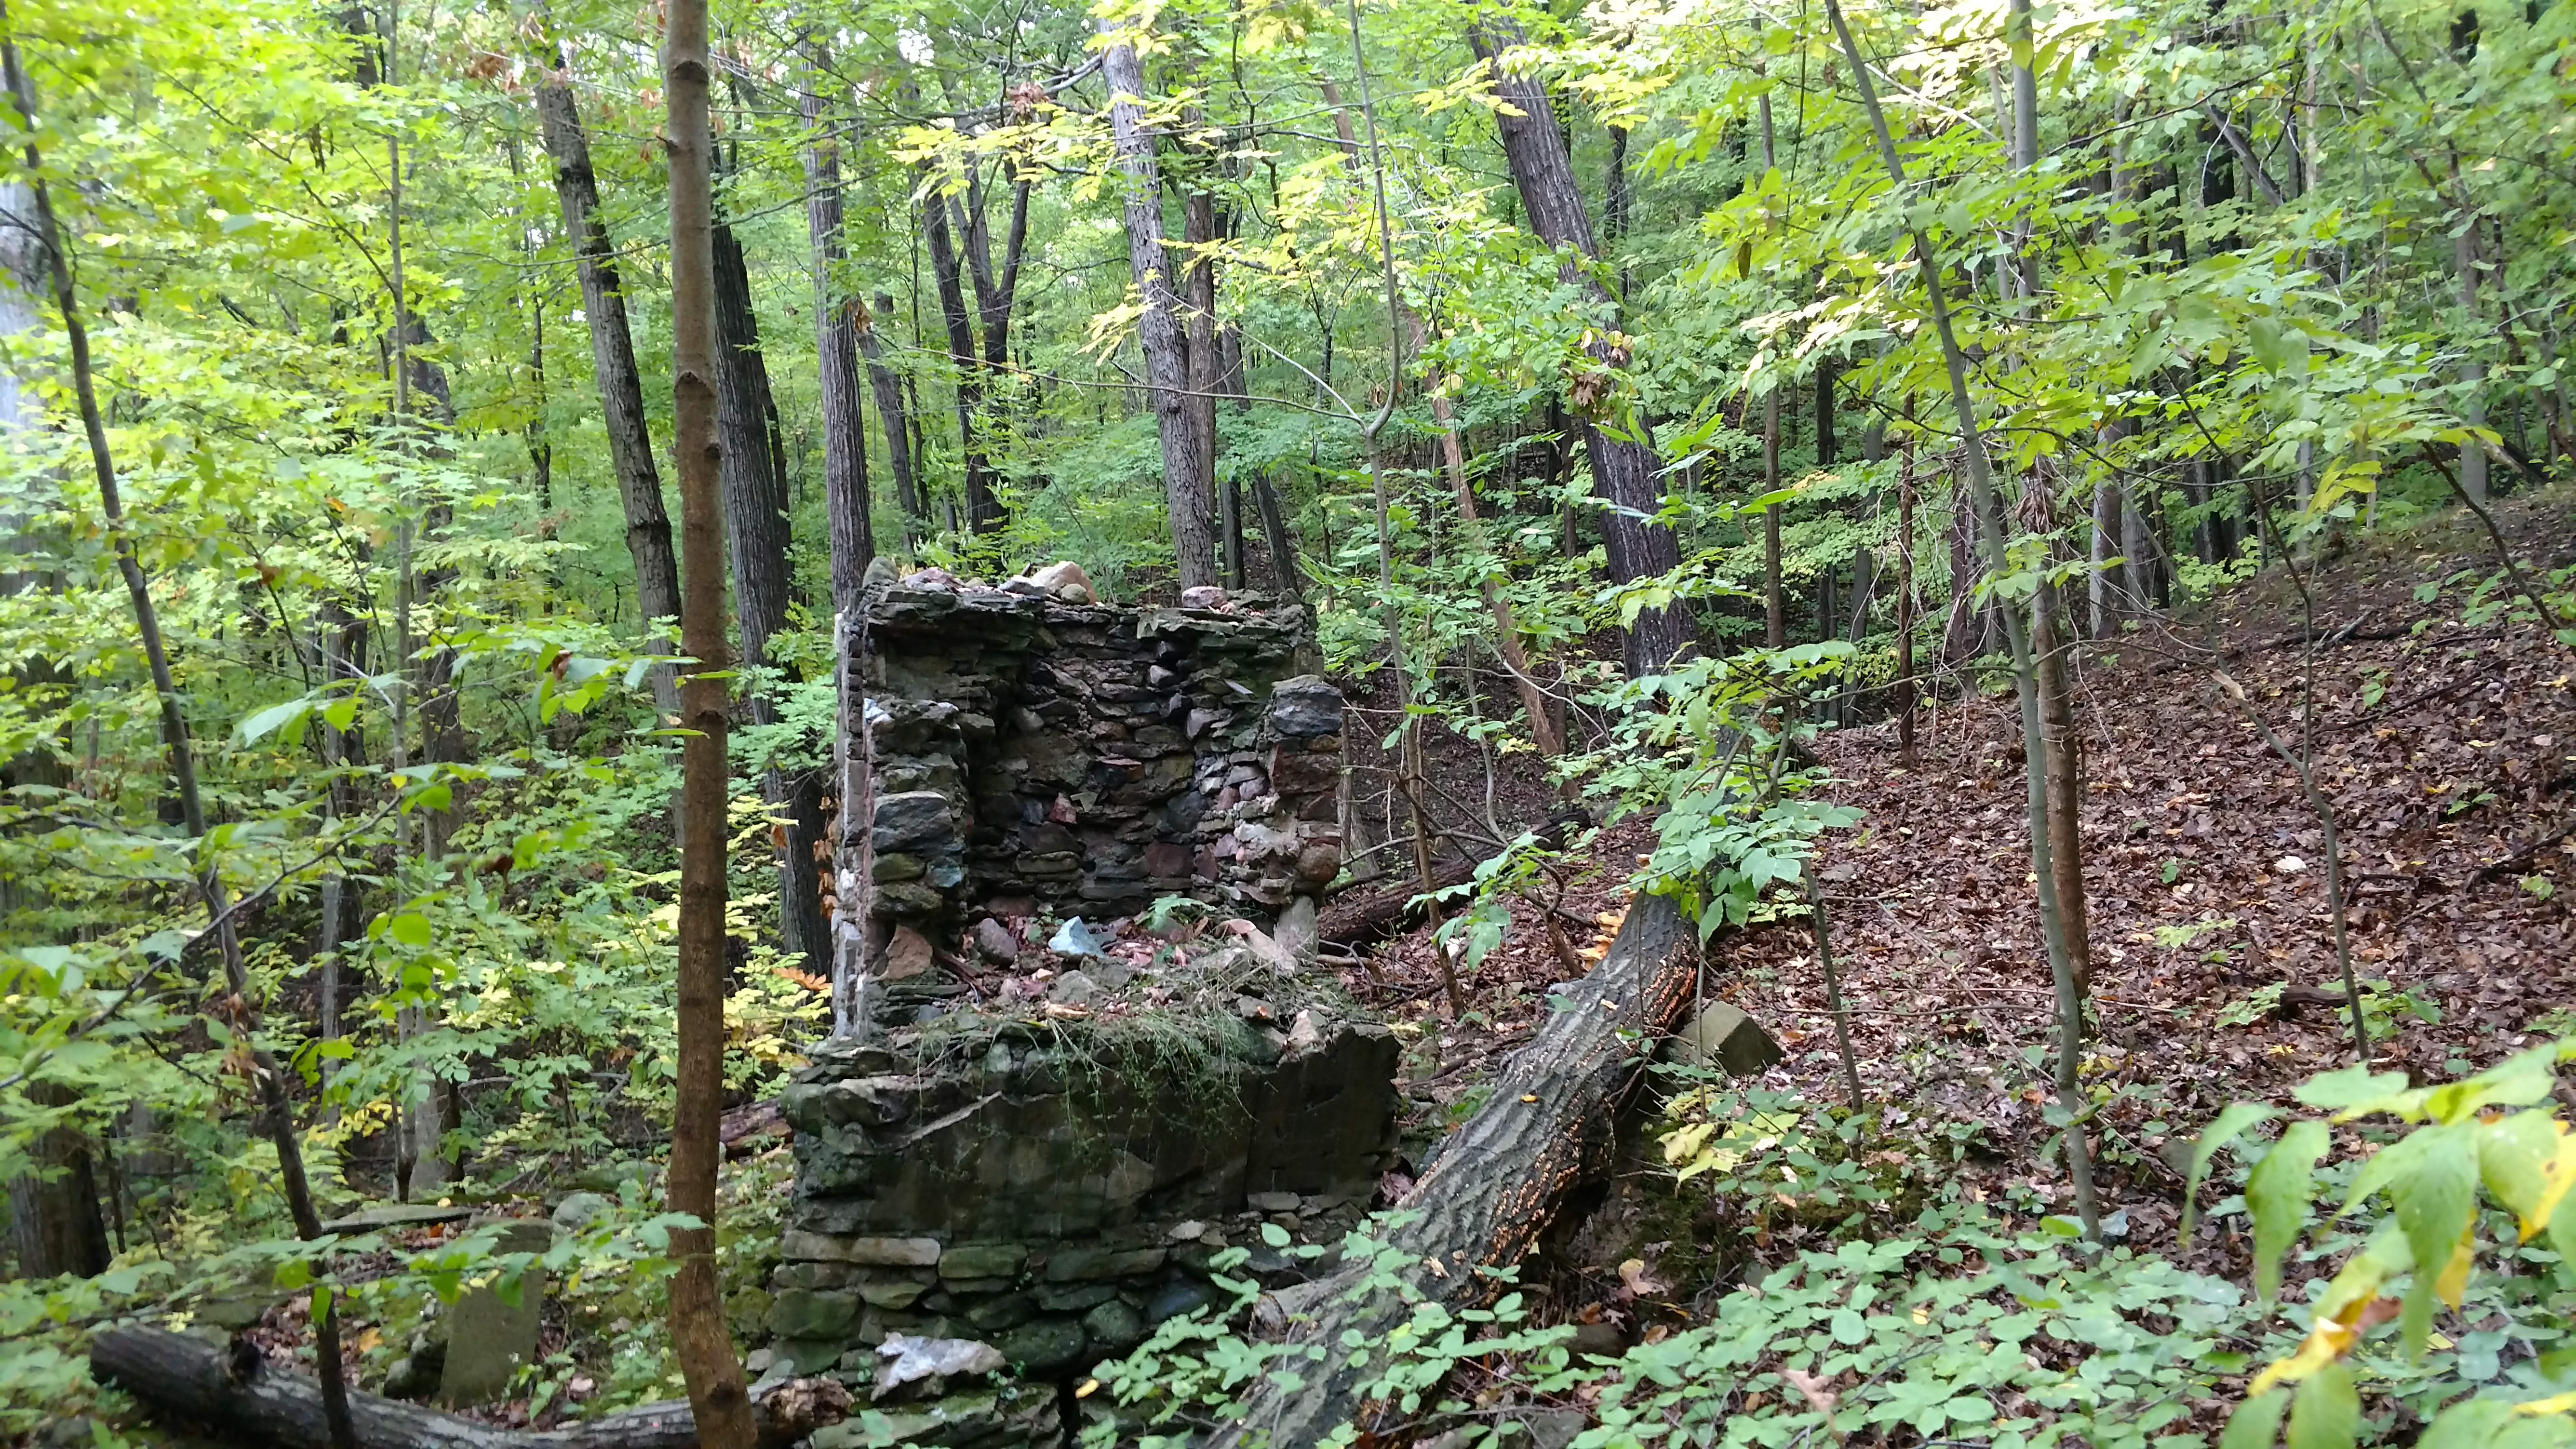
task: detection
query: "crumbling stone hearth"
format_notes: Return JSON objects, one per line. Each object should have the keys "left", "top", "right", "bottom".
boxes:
{"left": 767, "top": 574, "right": 1398, "bottom": 1446}
{"left": 849, "top": 573, "right": 1347, "bottom": 963}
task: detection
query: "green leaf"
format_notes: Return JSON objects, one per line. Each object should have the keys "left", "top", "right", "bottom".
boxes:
{"left": 2474, "top": 1109, "right": 2571, "bottom": 1237}
{"left": 2424, "top": 1043, "right": 2560, "bottom": 1125}
{"left": 2222, "top": 1389, "right": 2290, "bottom": 1449}
{"left": 2185, "top": 1103, "right": 2280, "bottom": 1234}
{"left": 2313, "top": 1224, "right": 2412, "bottom": 1321}
{"left": 2294, "top": 1063, "right": 2417, "bottom": 1118}
{"left": 2285, "top": 1363, "right": 2359, "bottom": 1449}
{"left": 1830, "top": 1308, "right": 1867, "bottom": 1344}
{"left": 236, "top": 698, "right": 309, "bottom": 745}
{"left": 2389, "top": 1124, "right": 2476, "bottom": 1355}
{"left": 2248, "top": 1120, "right": 2331, "bottom": 1304}
{"left": 2418, "top": 1401, "right": 2514, "bottom": 1449}
{"left": 1259, "top": 1222, "right": 1290, "bottom": 1248}
{"left": 386, "top": 912, "right": 432, "bottom": 949}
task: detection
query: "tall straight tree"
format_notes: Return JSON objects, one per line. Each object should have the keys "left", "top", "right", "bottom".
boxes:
{"left": 660, "top": 0, "right": 756, "bottom": 1439}
{"left": 954, "top": 159, "right": 1033, "bottom": 519}
{"left": 918, "top": 158, "right": 1000, "bottom": 533}
{"left": 533, "top": 43, "right": 681, "bottom": 684}
{"left": 958, "top": 166, "right": 1032, "bottom": 385}
{"left": 0, "top": 160, "right": 107, "bottom": 1281}
{"left": 1823, "top": 0, "right": 2099, "bottom": 1234}
{"left": 1467, "top": 10, "right": 1686, "bottom": 676}
{"left": 1176, "top": 74, "right": 1224, "bottom": 552}
{"left": 859, "top": 293, "right": 923, "bottom": 530}
{"left": 800, "top": 32, "right": 871, "bottom": 615}
{"left": 711, "top": 197, "right": 829, "bottom": 975}
{"left": 1099, "top": 21, "right": 1218, "bottom": 588}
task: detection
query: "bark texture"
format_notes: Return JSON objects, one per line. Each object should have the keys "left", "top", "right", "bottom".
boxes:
{"left": 918, "top": 153, "right": 998, "bottom": 533}
{"left": 7, "top": 1084, "right": 108, "bottom": 1278}
{"left": 533, "top": 63, "right": 681, "bottom": 648}
{"left": 1219, "top": 893, "right": 1700, "bottom": 1446}
{"left": 661, "top": 3, "right": 757, "bottom": 1439}
{"left": 799, "top": 38, "right": 871, "bottom": 615}
{"left": 859, "top": 295, "right": 921, "bottom": 529}
{"left": 710, "top": 210, "right": 829, "bottom": 974}
{"left": 1099, "top": 27, "right": 1218, "bottom": 588}
{"left": 1466, "top": 15, "right": 1685, "bottom": 676}
{"left": 90, "top": 1328, "right": 845, "bottom": 1449}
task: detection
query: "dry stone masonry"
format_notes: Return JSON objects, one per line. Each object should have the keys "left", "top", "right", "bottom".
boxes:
{"left": 769, "top": 573, "right": 1398, "bottom": 1446}
{"left": 852, "top": 570, "right": 1348, "bottom": 954}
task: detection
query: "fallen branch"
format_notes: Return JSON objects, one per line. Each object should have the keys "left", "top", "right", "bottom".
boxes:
{"left": 1215, "top": 891, "right": 1700, "bottom": 1447}
{"left": 1315, "top": 859, "right": 1475, "bottom": 950}
{"left": 90, "top": 1327, "right": 849, "bottom": 1449}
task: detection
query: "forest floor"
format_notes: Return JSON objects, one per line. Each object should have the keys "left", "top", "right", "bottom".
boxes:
{"left": 1346, "top": 485, "right": 2576, "bottom": 1329}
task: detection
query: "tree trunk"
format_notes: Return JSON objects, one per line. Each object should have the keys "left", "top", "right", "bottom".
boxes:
{"left": 5, "top": 33, "right": 362, "bottom": 1436}
{"left": 1763, "top": 391, "right": 1784, "bottom": 649}
{"left": 660, "top": 3, "right": 757, "bottom": 1440}
{"left": 1251, "top": 470, "right": 1302, "bottom": 604}
{"left": 9, "top": 1084, "right": 108, "bottom": 1278}
{"left": 963, "top": 170, "right": 1032, "bottom": 376}
{"left": 315, "top": 595, "right": 366, "bottom": 1067}
{"left": 1412, "top": 316, "right": 1562, "bottom": 760}
{"left": 2034, "top": 582, "right": 2092, "bottom": 1003}
{"left": 711, "top": 217, "right": 794, "bottom": 681}
{"left": 918, "top": 166, "right": 997, "bottom": 534}
{"left": 1219, "top": 894, "right": 1701, "bottom": 1445}
{"left": 710, "top": 211, "right": 828, "bottom": 974}
{"left": 533, "top": 60, "right": 681, "bottom": 684}
{"left": 90, "top": 1327, "right": 844, "bottom": 1449}
{"left": 2087, "top": 449, "right": 2118, "bottom": 637}
{"left": 858, "top": 295, "right": 921, "bottom": 533}
{"left": 1467, "top": 16, "right": 1683, "bottom": 677}
{"left": 1824, "top": 0, "right": 2098, "bottom": 1234}
{"left": 2455, "top": 217, "right": 2489, "bottom": 503}
{"left": 1894, "top": 442, "right": 1917, "bottom": 764}
{"left": 0, "top": 168, "right": 108, "bottom": 1280}
{"left": 956, "top": 162, "right": 1033, "bottom": 531}
{"left": 1183, "top": 190, "right": 1221, "bottom": 556}
{"left": 1100, "top": 26, "right": 1217, "bottom": 588}
{"left": 1815, "top": 356, "right": 1838, "bottom": 467}
{"left": 799, "top": 37, "right": 871, "bottom": 617}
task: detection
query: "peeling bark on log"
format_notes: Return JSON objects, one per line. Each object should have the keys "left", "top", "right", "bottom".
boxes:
{"left": 90, "top": 1327, "right": 848, "bottom": 1449}
{"left": 1219, "top": 892, "right": 1700, "bottom": 1447}
{"left": 1314, "top": 860, "right": 1474, "bottom": 950}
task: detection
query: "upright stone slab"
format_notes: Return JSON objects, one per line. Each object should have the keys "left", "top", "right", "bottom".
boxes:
{"left": 439, "top": 1220, "right": 552, "bottom": 1407}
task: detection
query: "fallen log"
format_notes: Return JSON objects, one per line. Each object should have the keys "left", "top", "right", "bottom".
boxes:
{"left": 1318, "top": 808, "right": 1594, "bottom": 952}
{"left": 90, "top": 1326, "right": 848, "bottom": 1449}
{"left": 1315, "top": 859, "right": 1474, "bottom": 950}
{"left": 1218, "top": 891, "right": 1701, "bottom": 1447}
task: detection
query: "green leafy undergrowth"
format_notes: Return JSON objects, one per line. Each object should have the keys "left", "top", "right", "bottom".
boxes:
{"left": 2192, "top": 1037, "right": 2576, "bottom": 1449}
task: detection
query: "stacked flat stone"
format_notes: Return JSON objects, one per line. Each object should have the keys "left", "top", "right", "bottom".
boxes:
{"left": 771, "top": 1025, "right": 1399, "bottom": 1383}
{"left": 852, "top": 581, "right": 1344, "bottom": 941}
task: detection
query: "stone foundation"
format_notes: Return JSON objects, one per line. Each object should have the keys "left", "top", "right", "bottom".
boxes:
{"left": 773, "top": 577, "right": 1395, "bottom": 1445}
{"left": 772, "top": 1012, "right": 1400, "bottom": 1382}
{"left": 853, "top": 579, "right": 1345, "bottom": 957}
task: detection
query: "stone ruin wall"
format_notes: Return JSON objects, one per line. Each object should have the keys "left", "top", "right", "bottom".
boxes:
{"left": 854, "top": 578, "right": 1349, "bottom": 960}
{"left": 763, "top": 577, "right": 1398, "bottom": 1439}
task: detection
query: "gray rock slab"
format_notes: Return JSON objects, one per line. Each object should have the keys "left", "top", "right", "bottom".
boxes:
{"left": 438, "top": 1222, "right": 552, "bottom": 1407}
{"left": 1664, "top": 1002, "right": 1785, "bottom": 1077}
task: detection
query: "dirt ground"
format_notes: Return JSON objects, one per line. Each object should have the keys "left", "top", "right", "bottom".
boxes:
{"left": 1347, "top": 488, "right": 2576, "bottom": 1308}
